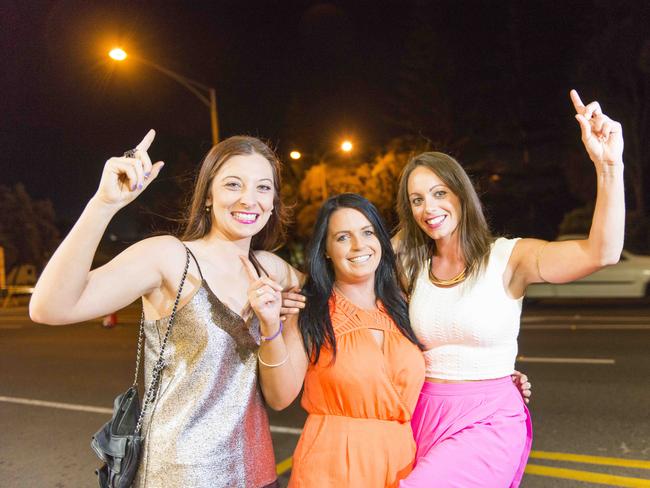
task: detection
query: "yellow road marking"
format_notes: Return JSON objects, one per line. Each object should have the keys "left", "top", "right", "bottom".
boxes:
{"left": 275, "top": 451, "right": 650, "bottom": 482}
{"left": 525, "top": 464, "right": 650, "bottom": 487}
{"left": 276, "top": 456, "right": 293, "bottom": 475}
{"left": 530, "top": 450, "right": 650, "bottom": 470}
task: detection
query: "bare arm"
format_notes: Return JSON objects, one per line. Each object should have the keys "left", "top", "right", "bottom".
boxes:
{"left": 29, "top": 130, "right": 166, "bottom": 324}
{"left": 257, "top": 313, "right": 309, "bottom": 410}
{"left": 241, "top": 256, "right": 308, "bottom": 410}
{"left": 509, "top": 90, "right": 625, "bottom": 295}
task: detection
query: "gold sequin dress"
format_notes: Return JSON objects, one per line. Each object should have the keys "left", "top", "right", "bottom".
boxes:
{"left": 134, "top": 258, "right": 277, "bottom": 488}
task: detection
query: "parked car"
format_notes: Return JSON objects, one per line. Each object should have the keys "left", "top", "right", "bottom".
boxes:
{"left": 526, "top": 237, "right": 650, "bottom": 299}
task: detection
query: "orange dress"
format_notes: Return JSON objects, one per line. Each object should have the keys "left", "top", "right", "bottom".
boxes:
{"left": 289, "top": 291, "right": 425, "bottom": 488}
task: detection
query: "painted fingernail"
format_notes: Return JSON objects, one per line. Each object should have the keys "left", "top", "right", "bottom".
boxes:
{"left": 138, "top": 183, "right": 143, "bottom": 190}
{"left": 145, "top": 172, "right": 151, "bottom": 178}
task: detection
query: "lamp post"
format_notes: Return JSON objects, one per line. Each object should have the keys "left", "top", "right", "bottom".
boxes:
{"left": 109, "top": 48, "right": 219, "bottom": 145}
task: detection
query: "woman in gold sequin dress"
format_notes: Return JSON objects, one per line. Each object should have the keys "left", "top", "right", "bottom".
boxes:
{"left": 30, "top": 132, "right": 302, "bottom": 487}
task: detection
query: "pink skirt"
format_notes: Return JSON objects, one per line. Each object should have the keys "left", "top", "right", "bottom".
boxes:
{"left": 400, "top": 376, "right": 532, "bottom": 488}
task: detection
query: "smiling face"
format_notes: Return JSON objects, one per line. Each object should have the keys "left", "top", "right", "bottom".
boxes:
{"left": 325, "top": 207, "right": 382, "bottom": 285}
{"left": 206, "top": 153, "right": 275, "bottom": 241}
{"left": 407, "top": 165, "right": 462, "bottom": 244}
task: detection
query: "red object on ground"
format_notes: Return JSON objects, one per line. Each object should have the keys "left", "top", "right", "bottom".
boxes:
{"left": 102, "top": 313, "right": 117, "bottom": 328}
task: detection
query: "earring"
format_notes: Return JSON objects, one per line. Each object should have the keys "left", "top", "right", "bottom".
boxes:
{"left": 205, "top": 206, "right": 211, "bottom": 213}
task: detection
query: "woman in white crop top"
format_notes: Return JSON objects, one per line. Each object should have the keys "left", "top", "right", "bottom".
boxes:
{"left": 395, "top": 90, "right": 625, "bottom": 488}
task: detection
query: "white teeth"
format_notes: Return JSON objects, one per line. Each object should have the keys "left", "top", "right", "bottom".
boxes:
{"left": 349, "top": 255, "right": 371, "bottom": 263}
{"left": 426, "top": 215, "right": 445, "bottom": 225}
{"left": 232, "top": 212, "right": 257, "bottom": 222}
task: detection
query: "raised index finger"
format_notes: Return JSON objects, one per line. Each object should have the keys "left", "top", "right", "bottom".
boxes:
{"left": 136, "top": 129, "right": 156, "bottom": 152}
{"left": 570, "top": 89, "right": 585, "bottom": 113}
{"left": 239, "top": 255, "right": 260, "bottom": 283}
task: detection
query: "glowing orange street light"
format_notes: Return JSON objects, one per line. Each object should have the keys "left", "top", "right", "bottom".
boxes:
{"left": 108, "top": 47, "right": 219, "bottom": 144}
{"left": 108, "top": 48, "right": 127, "bottom": 61}
{"left": 341, "top": 140, "right": 353, "bottom": 152}
{"left": 290, "top": 151, "right": 302, "bottom": 160}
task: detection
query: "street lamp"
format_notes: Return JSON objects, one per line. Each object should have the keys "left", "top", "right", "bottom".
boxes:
{"left": 108, "top": 48, "right": 127, "bottom": 61}
{"left": 108, "top": 47, "right": 219, "bottom": 145}
{"left": 290, "top": 140, "right": 356, "bottom": 200}
{"left": 290, "top": 141, "right": 354, "bottom": 161}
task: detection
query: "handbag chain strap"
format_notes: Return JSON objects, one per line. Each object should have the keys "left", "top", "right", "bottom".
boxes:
{"left": 132, "top": 310, "right": 145, "bottom": 387}
{"left": 134, "top": 245, "right": 191, "bottom": 434}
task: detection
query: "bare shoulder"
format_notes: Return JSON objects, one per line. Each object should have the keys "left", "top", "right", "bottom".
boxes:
{"left": 511, "top": 238, "right": 547, "bottom": 259}
{"left": 253, "top": 250, "right": 303, "bottom": 288}
{"left": 128, "top": 235, "right": 188, "bottom": 274}
{"left": 140, "top": 235, "right": 197, "bottom": 293}
{"left": 254, "top": 250, "right": 292, "bottom": 278}
{"left": 390, "top": 232, "right": 409, "bottom": 274}
{"left": 508, "top": 237, "right": 548, "bottom": 278}
{"left": 390, "top": 231, "right": 402, "bottom": 253}
{"left": 135, "top": 235, "right": 186, "bottom": 258}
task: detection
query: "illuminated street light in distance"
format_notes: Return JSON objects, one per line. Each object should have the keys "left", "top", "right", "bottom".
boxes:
{"left": 109, "top": 48, "right": 127, "bottom": 61}
{"left": 290, "top": 151, "right": 302, "bottom": 160}
{"left": 341, "top": 140, "right": 353, "bottom": 152}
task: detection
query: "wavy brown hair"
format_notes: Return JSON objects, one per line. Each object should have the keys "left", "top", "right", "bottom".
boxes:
{"left": 396, "top": 152, "right": 493, "bottom": 293}
{"left": 181, "top": 136, "right": 289, "bottom": 251}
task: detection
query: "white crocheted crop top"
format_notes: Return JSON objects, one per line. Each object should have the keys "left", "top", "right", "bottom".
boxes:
{"left": 409, "top": 237, "right": 523, "bottom": 380}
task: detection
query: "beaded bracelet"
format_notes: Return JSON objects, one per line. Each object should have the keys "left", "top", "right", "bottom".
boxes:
{"left": 257, "top": 351, "right": 289, "bottom": 368}
{"left": 260, "top": 320, "right": 284, "bottom": 342}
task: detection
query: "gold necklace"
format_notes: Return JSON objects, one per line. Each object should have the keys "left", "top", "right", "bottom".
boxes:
{"left": 429, "top": 264, "right": 467, "bottom": 286}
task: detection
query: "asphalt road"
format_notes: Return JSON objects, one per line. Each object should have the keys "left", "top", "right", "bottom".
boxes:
{"left": 1, "top": 299, "right": 649, "bottom": 487}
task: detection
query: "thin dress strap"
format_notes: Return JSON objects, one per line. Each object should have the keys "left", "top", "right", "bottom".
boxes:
{"left": 248, "top": 250, "right": 269, "bottom": 278}
{"left": 185, "top": 246, "right": 205, "bottom": 281}
{"left": 185, "top": 243, "right": 266, "bottom": 280}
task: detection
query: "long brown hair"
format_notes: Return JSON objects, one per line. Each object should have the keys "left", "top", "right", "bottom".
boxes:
{"left": 396, "top": 152, "right": 493, "bottom": 293}
{"left": 181, "top": 136, "right": 289, "bottom": 251}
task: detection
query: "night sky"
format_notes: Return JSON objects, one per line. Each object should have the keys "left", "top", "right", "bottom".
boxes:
{"left": 2, "top": 0, "right": 648, "bottom": 239}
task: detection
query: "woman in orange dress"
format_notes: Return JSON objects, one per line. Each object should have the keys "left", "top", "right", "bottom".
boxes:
{"left": 243, "top": 193, "right": 425, "bottom": 487}
{"left": 292, "top": 287, "right": 425, "bottom": 486}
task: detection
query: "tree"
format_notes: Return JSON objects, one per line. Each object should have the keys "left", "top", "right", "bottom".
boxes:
{"left": 0, "top": 184, "right": 60, "bottom": 276}
{"left": 293, "top": 136, "right": 430, "bottom": 239}
{"left": 296, "top": 161, "right": 370, "bottom": 239}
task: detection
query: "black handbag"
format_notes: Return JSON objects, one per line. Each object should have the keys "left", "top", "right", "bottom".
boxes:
{"left": 91, "top": 246, "right": 190, "bottom": 488}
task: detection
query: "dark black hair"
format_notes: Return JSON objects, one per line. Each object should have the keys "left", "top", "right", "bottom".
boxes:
{"left": 299, "top": 193, "right": 422, "bottom": 364}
